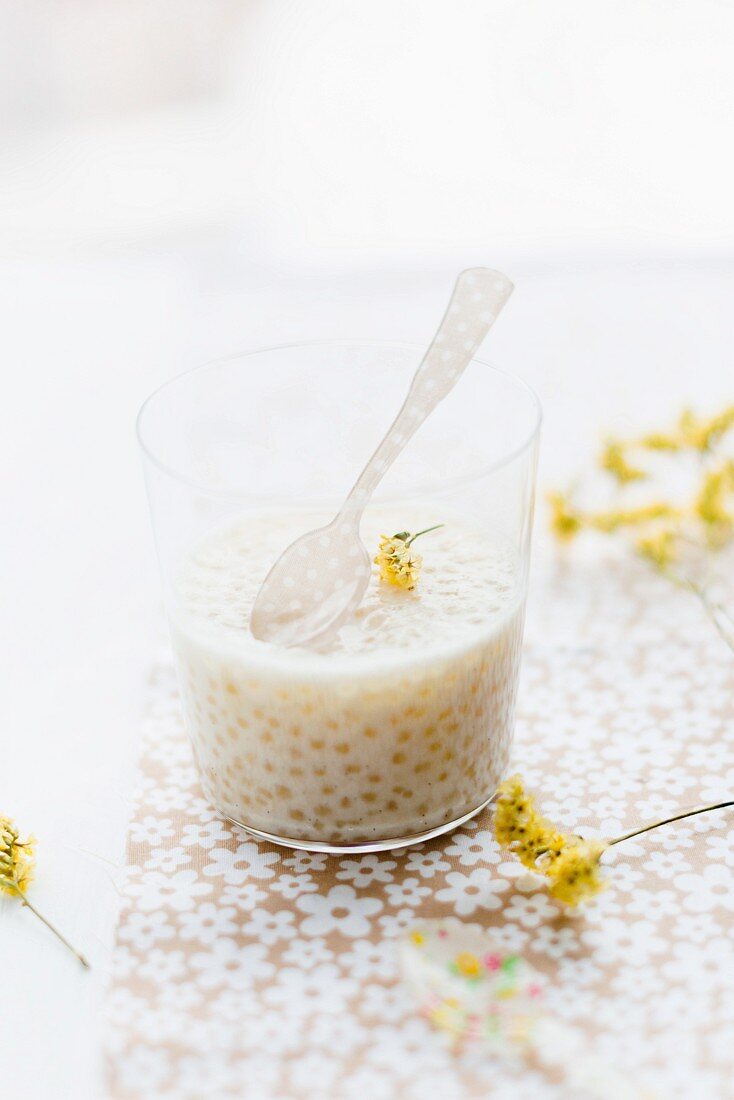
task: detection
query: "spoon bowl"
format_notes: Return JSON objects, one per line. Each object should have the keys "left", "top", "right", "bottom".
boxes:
{"left": 249, "top": 517, "right": 372, "bottom": 647}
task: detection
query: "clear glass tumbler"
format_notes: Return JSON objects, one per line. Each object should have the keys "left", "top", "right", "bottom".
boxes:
{"left": 138, "top": 340, "right": 541, "bottom": 852}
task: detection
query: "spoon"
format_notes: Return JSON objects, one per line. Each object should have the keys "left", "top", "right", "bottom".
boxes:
{"left": 250, "top": 267, "right": 514, "bottom": 648}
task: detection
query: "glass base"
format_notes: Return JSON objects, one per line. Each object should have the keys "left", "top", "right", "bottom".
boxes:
{"left": 223, "top": 792, "right": 494, "bottom": 854}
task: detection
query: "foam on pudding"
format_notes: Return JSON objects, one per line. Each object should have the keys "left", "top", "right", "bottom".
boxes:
{"left": 170, "top": 511, "right": 524, "bottom": 846}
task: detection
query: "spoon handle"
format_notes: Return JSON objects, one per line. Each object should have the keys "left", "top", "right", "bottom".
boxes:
{"left": 342, "top": 268, "right": 513, "bottom": 512}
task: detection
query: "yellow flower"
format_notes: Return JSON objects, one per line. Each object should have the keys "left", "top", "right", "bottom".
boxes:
{"left": 0, "top": 815, "right": 35, "bottom": 894}
{"left": 636, "top": 529, "right": 678, "bottom": 569}
{"left": 694, "top": 461, "right": 734, "bottom": 533}
{"left": 494, "top": 774, "right": 567, "bottom": 872}
{"left": 0, "top": 814, "right": 88, "bottom": 967}
{"left": 374, "top": 525, "right": 442, "bottom": 590}
{"left": 639, "top": 431, "right": 681, "bottom": 452}
{"left": 679, "top": 406, "right": 734, "bottom": 451}
{"left": 588, "top": 503, "right": 680, "bottom": 533}
{"left": 545, "top": 838, "right": 609, "bottom": 906}
{"left": 547, "top": 492, "right": 582, "bottom": 541}
{"left": 600, "top": 441, "right": 646, "bottom": 484}
{"left": 639, "top": 405, "right": 734, "bottom": 453}
{"left": 410, "top": 929, "right": 426, "bottom": 946}
{"left": 494, "top": 776, "right": 609, "bottom": 907}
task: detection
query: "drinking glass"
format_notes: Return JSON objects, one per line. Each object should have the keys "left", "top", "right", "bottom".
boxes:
{"left": 138, "top": 340, "right": 541, "bottom": 852}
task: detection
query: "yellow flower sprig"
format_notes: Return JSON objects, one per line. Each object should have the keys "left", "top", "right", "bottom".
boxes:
{"left": 600, "top": 441, "right": 647, "bottom": 484}
{"left": 1, "top": 815, "right": 89, "bottom": 967}
{"left": 639, "top": 405, "right": 734, "bottom": 454}
{"left": 375, "top": 525, "right": 443, "bottom": 590}
{"left": 494, "top": 775, "right": 734, "bottom": 907}
{"left": 549, "top": 404, "right": 734, "bottom": 650}
{"left": 494, "top": 775, "right": 608, "bottom": 906}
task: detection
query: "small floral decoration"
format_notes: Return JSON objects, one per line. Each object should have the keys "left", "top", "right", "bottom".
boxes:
{"left": 549, "top": 403, "right": 734, "bottom": 651}
{"left": 494, "top": 776, "right": 608, "bottom": 905}
{"left": 374, "top": 525, "right": 443, "bottom": 590}
{"left": 0, "top": 815, "right": 35, "bottom": 893}
{"left": 494, "top": 775, "right": 734, "bottom": 908}
{"left": 1, "top": 814, "right": 88, "bottom": 966}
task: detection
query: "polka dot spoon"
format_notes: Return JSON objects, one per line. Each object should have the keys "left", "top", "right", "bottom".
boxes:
{"left": 250, "top": 267, "right": 514, "bottom": 648}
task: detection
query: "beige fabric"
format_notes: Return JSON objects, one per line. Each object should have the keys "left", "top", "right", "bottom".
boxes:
{"left": 104, "top": 550, "right": 734, "bottom": 1099}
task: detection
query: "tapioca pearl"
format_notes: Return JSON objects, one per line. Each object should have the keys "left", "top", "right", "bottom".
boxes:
{"left": 396, "top": 730, "right": 412, "bottom": 744}
{"left": 290, "top": 809, "right": 305, "bottom": 822}
{"left": 289, "top": 766, "right": 305, "bottom": 778}
{"left": 236, "top": 717, "right": 249, "bottom": 730}
{"left": 306, "top": 567, "right": 318, "bottom": 581}
{"left": 392, "top": 751, "right": 406, "bottom": 764}
{"left": 313, "top": 766, "right": 326, "bottom": 777}
{"left": 339, "top": 796, "right": 351, "bottom": 809}
{"left": 310, "top": 739, "right": 325, "bottom": 750}
{"left": 226, "top": 725, "right": 239, "bottom": 742}
{"left": 297, "top": 543, "right": 310, "bottom": 557}
{"left": 288, "top": 599, "right": 303, "bottom": 612}
{"left": 363, "top": 727, "right": 377, "bottom": 738}
{"left": 366, "top": 773, "right": 381, "bottom": 784}
{"left": 263, "top": 761, "right": 274, "bottom": 774}
{"left": 314, "top": 804, "right": 330, "bottom": 818}
{"left": 361, "top": 792, "right": 377, "bottom": 804}
{"left": 334, "top": 743, "right": 350, "bottom": 754}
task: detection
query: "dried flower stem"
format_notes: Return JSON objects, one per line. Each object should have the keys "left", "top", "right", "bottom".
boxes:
{"left": 661, "top": 567, "right": 734, "bottom": 655}
{"left": 404, "top": 524, "right": 444, "bottom": 545}
{"left": 11, "top": 885, "right": 90, "bottom": 968}
{"left": 610, "top": 800, "right": 734, "bottom": 847}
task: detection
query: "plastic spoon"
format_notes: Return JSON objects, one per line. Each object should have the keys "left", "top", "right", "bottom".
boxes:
{"left": 250, "top": 267, "right": 514, "bottom": 648}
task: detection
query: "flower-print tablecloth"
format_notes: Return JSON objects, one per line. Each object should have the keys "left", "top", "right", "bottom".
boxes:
{"left": 104, "top": 546, "right": 734, "bottom": 1099}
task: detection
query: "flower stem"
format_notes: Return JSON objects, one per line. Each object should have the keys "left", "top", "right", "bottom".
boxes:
{"left": 15, "top": 886, "right": 90, "bottom": 968}
{"left": 609, "top": 800, "right": 734, "bottom": 847}
{"left": 406, "top": 524, "right": 444, "bottom": 546}
{"left": 660, "top": 567, "right": 734, "bottom": 655}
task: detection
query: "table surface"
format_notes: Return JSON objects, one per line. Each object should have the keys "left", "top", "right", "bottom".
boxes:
{"left": 2, "top": 251, "right": 732, "bottom": 1099}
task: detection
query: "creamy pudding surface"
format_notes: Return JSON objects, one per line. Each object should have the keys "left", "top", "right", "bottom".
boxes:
{"left": 170, "top": 511, "right": 525, "bottom": 846}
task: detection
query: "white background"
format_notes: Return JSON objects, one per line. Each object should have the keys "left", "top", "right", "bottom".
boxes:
{"left": 1, "top": 4, "right": 732, "bottom": 1098}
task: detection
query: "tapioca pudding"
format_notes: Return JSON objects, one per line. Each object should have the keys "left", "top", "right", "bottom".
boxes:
{"left": 169, "top": 511, "right": 524, "bottom": 847}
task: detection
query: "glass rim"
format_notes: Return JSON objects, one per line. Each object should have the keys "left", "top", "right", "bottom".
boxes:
{"left": 136, "top": 338, "right": 542, "bottom": 504}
